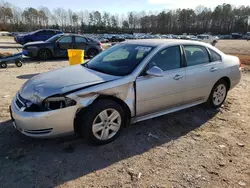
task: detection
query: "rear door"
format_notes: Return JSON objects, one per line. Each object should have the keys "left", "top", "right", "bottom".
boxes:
{"left": 74, "top": 36, "right": 88, "bottom": 50}
{"left": 54, "top": 36, "right": 74, "bottom": 57}
{"left": 183, "top": 45, "right": 224, "bottom": 104}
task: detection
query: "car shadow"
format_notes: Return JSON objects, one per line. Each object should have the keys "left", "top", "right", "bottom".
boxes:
{"left": 16, "top": 73, "right": 39, "bottom": 79}
{"left": 0, "top": 105, "right": 219, "bottom": 187}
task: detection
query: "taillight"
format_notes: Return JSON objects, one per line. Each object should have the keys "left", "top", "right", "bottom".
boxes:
{"left": 98, "top": 42, "right": 102, "bottom": 46}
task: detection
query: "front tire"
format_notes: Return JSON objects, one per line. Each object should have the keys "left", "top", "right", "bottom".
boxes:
{"left": 79, "top": 99, "right": 125, "bottom": 145}
{"left": 0, "top": 62, "right": 7, "bottom": 68}
{"left": 38, "top": 49, "right": 52, "bottom": 61}
{"left": 207, "top": 80, "right": 228, "bottom": 108}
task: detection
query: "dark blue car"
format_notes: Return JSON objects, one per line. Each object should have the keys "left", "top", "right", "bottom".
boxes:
{"left": 14, "top": 29, "right": 63, "bottom": 45}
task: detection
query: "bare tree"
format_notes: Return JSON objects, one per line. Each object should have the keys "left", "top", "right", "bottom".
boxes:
{"left": 0, "top": 2, "right": 250, "bottom": 34}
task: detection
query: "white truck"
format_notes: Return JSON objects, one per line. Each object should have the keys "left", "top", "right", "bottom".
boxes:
{"left": 197, "top": 34, "right": 219, "bottom": 46}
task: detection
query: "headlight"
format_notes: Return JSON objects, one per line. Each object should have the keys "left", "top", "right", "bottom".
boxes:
{"left": 43, "top": 96, "right": 76, "bottom": 111}
{"left": 27, "top": 46, "right": 37, "bottom": 49}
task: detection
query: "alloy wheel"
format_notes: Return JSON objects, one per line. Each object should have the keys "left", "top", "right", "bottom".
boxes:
{"left": 92, "top": 108, "right": 121, "bottom": 141}
{"left": 213, "top": 84, "right": 227, "bottom": 106}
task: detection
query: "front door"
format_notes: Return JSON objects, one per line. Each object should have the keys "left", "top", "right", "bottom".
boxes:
{"left": 55, "top": 36, "right": 74, "bottom": 57}
{"left": 136, "top": 46, "right": 186, "bottom": 116}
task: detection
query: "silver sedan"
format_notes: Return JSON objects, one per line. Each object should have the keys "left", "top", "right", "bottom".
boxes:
{"left": 10, "top": 39, "right": 241, "bottom": 144}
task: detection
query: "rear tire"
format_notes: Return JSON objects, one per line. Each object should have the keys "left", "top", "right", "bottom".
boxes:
{"left": 207, "top": 80, "right": 228, "bottom": 108}
{"left": 78, "top": 99, "right": 125, "bottom": 145}
{"left": 15, "top": 60, "right": 23, "bottom": 67}
{"left": 0, "top": 62, "right": 7, "bottom": 68}
{"left": 87, "top": 48, "right": 99, "bottom": 58}
{"left": 38, "top": 49, "right": 52, "bottom": 61}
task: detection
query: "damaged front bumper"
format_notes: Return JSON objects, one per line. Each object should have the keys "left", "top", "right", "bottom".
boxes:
{"left": 10, "top": 94, "right": 78, "bottom": 138}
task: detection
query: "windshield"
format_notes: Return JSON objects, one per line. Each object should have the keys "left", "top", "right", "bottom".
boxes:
{"left": 46, "top": 34, "right": 63, "bottom": 42}
{"left": 84, "top": 44, "right": 154, "bottom": 76}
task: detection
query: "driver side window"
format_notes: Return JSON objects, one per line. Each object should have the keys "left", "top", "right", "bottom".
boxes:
{"left": 148, "top": 46, "right": 181, "bottom": 71}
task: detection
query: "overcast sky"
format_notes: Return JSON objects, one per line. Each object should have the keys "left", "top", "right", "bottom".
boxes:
{"left": 6, "top": 0, "right": 250, "bottom": 13}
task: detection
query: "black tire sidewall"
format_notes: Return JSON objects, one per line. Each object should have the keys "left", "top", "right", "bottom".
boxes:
{"left": 15, "top": 61, "right": 22, "bottom": 67}
{"left": 80, "top": 99, "right": 125, "bottom": 145}
{"left": 0, "top": 62, "right": 7, "bottom": 68}
{"left": 39, "top": 49, "right": 51, "bottom": 61}
{"left": 208, "top": 80, "right": 228, "bottom": 108}
{"left": 87, "top": 49, "right": 98, "bottom": 58}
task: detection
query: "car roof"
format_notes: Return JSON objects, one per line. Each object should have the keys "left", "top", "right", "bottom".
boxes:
{"left": 122, "top": 39, "right": 212, "bottom": 47}
{"left": 61, "top": 33, "right": 88, "bottom": 37}
{"left": 37, "top": 29, "right": 61, "bottom": 32}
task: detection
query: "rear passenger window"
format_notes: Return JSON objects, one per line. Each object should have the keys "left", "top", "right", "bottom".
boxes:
{"left": 209, "top": 49, "right": 221, "bottom": 62}
{"left": 75, "top": 37, "right": 87, "bottom": 43}
{"left": 58, "top": 36, "right": 72, "bottom": 43}
{"left": 184, "top": 46, "right": 210, "bottom": 66}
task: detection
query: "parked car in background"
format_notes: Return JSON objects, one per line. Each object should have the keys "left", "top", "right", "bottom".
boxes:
{"left": 218, "top": 35, "right": 232, "bottom": 39}
{"left": 109, "top": 35, "right": 126, "bottom": 42}
{"left": 197, "top": 34, "right": 219, "bottom": 46}
{"left": 14, "top": 29, "right": 63, "bottom": 45}
{"left": 23, "top": 34, "right": 102, "bottom": 60}
{"left": 231, "top": 33, "right": 243, "bottom": 39}
{"left": 246, "top": 32, "right": 250, "bottom": 41}
{"left": 98, "top": 37, "right": 109, "bottom": 43}
{"left": 0, "top": 31, "right": 11, "bottom": 36}
{"left": 11, "top": 39, "right": 241, "bottom": 144}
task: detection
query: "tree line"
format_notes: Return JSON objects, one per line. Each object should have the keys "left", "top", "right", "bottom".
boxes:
{"left": 0, "top": 1, "right": 250, "bottom": 35}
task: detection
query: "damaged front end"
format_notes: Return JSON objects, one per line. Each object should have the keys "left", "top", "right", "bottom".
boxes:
{"left": 15, "top": 92, "right": 77, "bottom": 112}
{"left": 11, "top": 93, "right": 79, "bottom": 138}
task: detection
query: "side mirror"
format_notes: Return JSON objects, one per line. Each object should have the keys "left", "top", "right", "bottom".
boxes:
{"left": 146, "top": 66, "right": 164, "bottom": 77}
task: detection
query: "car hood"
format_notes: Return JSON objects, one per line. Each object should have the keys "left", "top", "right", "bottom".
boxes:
{"left": 19, "top": 65, "right": 121, "bottom": 103}
{"left": 16, "top": 34, "right": 29, "bottom": 37}
{"left": 24, "top": 41, "right": 48, "bottom": 47}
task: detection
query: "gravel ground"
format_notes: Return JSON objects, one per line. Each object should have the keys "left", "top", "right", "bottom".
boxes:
{"left": 0, "top": 37, "right": 250, "bottom": 188}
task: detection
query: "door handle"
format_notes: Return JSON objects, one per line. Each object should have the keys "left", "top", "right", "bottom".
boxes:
{"left": 210, "top": 67, "right": 218, "bottom": 72}
{"left": 173, "top": 74, "right": 183, "bottom": 80}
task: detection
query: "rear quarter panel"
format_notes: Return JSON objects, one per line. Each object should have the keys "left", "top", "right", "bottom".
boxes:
{"left": 223, "top": 55, "right": 241, "bottom": 89}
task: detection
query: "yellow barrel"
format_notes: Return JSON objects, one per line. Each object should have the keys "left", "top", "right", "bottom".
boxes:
{"left": 67, "top": 49, "right": 84, "bottom": 66}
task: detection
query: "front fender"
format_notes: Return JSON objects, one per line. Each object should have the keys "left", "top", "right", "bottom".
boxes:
{"left": 67, "top": 82, "right": 135, "bottom": 117}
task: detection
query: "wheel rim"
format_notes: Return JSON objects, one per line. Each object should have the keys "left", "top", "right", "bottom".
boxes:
{"left": 92, "top": 108, "right": 121, "bottom": 141}
{"left": 213, "top": 84, "right": 227, "bottom": 106}
{"left": 1, "top": 63, "right": 7, "bottom": 68}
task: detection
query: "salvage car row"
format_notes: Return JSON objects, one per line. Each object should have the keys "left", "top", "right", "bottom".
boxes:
{"left": 13, "top": 29, "right": 221, "bottom": 60}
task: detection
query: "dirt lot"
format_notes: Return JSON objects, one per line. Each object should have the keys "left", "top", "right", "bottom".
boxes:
{"left": 0, "top": 38, "right": 250, "bottom": 188}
